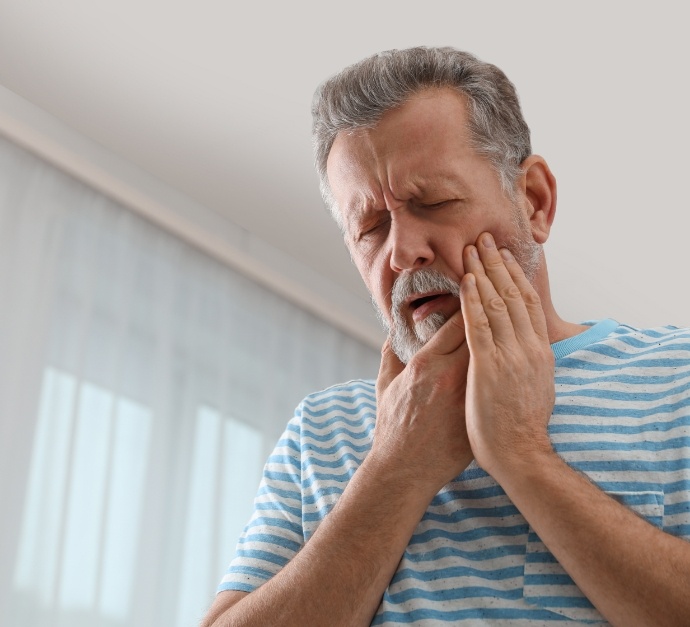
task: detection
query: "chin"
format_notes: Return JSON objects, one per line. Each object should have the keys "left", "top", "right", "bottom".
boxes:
{"left": 389, "top": 312, "right": 447, "bottom": 364}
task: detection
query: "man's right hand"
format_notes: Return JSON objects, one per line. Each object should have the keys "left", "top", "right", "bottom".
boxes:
{"left": 201, "top": 303, "right": 475, "bottom": 627}
{"left": 372, "top": 305, "right": 474, "bottom": 497}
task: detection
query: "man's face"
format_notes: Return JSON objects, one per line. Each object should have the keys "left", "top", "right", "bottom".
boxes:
{"left": 326, "top": 88, "right": 541, "bottom": 363}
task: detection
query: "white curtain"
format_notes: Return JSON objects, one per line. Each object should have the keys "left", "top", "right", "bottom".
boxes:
{"left": 0, "top": 135, "right": 380, "bottom": 627}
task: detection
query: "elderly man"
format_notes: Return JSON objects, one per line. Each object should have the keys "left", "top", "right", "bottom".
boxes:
{"left": 202, "top": 47, "right": 690, "bottom": 626}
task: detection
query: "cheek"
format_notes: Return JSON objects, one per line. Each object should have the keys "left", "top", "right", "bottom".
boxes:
{"left": 438, "top": 230, "right": 470, "bottom": 277}
{"left": 349, "top": 245, "right": 387, "bottom": 295}
{"left": 359, "top": 258, "right": 394, "bottom": 316}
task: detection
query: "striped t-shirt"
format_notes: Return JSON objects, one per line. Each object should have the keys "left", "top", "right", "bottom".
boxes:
{"left": 219, "top": 319, "right": 690, "bottom": 625}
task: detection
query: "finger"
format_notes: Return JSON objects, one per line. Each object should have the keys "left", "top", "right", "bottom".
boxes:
{"left": 376, "top": 339, "right": 405, "bottom": 397}
{"left": 499, "top": 247, "right": 549, "bottom": 342}
{"left": 420, "top": 300, "right": 467, "bottom": 358}
{"left": 459, "top": 272, "right": 495, "bottom": 356}
{"left": 476, "top": 232, "right": 534, "bottom": 340}
{"left": 463, "top": 236, "right": 517, "bottom": 345}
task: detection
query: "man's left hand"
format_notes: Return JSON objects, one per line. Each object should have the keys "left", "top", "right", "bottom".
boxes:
{"left": 460, "top": 231, "right": 556, "bottom": 480}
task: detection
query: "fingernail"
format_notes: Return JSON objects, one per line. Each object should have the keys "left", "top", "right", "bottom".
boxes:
{"left": 482, "top": 233, "right": 494, "bottom": 248}
{"left": 500, "top": 248, "right": 513, "bottom": 261}
{"left": 469, "top": 245, "right": 479, "bottom": 259}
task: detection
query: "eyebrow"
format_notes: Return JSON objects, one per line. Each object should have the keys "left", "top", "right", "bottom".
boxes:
{"left": 344, "top": 191, "right": 384, "bottom": 222}
{"left": 412, "top": 173, "right": 469, "bottom": 198}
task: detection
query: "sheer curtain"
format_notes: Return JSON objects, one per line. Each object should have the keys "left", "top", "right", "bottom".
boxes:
{"left": 0, "top": 135, "right": 380, "bottom": 627}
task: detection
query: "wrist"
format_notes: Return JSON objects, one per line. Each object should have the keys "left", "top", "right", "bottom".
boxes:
{"left": 484, "top": 436, "right": 558, "bottom": 489}
{"left": 361, "top": 447, "right": 473, "bottom": 506}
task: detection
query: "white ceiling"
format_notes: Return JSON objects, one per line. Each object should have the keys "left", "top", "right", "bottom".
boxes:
{"left": 1, "top": 0, "right": 689, "bottom": 333}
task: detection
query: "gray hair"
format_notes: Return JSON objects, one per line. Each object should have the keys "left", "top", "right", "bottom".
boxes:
{"left": 311, "top": 46, "right": 532, "bottom": 226}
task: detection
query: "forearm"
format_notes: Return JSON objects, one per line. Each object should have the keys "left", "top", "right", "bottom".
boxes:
{"left": 498, "top": 451, "right": 690, "bottom": 627}
{"left": 207, "top": 455, "right": 443, "bottom": 627}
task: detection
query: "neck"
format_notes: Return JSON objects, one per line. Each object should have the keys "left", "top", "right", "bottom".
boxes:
{"left": 532, "top": 255, "right": 590, "bottom": 345}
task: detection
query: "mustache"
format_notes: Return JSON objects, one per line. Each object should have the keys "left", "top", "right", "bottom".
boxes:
{"left": 391, "top": 268, "right": 461, "bottom": 315}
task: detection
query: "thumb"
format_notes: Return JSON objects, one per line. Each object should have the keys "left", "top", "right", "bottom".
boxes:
{"left": 376, "top": 339, "right": 405, "bottom": 398}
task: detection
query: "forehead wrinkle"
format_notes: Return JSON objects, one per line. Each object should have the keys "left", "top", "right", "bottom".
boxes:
{"left": 388, "top": 169, "right": 469, "bottom": 201}
{"left": 376, "top": 141, "right": 471, "bottom": 202}
{"left": 330, "top": 129, "right": 387, "bottom": 227}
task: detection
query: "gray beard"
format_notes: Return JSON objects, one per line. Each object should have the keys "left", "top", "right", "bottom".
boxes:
{"left": 373, "top": 228, "right": 542, "bottom": 364}
{"left": 373, "top": 269, "right": 461, "bottom": 364}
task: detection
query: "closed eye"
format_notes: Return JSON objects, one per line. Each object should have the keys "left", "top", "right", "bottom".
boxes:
{"left": 358, "top": 216, "right": 390, "bottom": 241}
{"left": 420, "top": 200, "right": 451, "bottom": 209}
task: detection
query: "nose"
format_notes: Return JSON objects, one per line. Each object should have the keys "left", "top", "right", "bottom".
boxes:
{"left": 388, "top": 211, "right": 435, "bottom": 273}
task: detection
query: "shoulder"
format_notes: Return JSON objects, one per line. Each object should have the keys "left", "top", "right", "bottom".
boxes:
{"left": 576, "top": 321, "right": 690, "bottom": 363}
{"left": 607, "top": 323, "right": 690, "bottom": 362}
{"left": 612, "top": 323, "right": 690, "bottom": 344}
{"left": 297, "top": 378, "right": 376, "bottom": 412}
{"left": 291, "top": 379, "right": 377, "bottom": 433}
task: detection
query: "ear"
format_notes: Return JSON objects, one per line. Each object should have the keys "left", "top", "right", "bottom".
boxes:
{"left": 517, "top": 155, "right": 557, "bottom": 245}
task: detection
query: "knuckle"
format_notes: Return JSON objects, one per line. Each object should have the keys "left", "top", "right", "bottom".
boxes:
{"left": 487, "top": 296, "right": 507, "bottom": 313}
{"left": 406, "top": 355, "right": 428, "bottom": 378}
{"left": 484, "top": 256, "right": 504, "bottom": 270}
{"left": 523, "top": 290, "right": 542, "bottom": 307}
{"left": 432, "top": 367, "right": 454, "bottom": 388}
{"left": 499, "top": 285, "right": 522, "bottom": 301}
{"left": 474, "top": 312, "right": 492, "bottom": 332}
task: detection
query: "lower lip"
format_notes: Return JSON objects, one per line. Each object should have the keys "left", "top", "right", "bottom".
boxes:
{"left": 412, "top": 294, "right": 456, "bottom": 323}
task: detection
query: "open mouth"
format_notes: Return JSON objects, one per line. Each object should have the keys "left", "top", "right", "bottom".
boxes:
{"left": 410, "top": 293, "right": 449, "bottom": 310}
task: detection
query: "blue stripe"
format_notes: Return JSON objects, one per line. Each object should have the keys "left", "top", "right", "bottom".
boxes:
{"left": 234, "top": 549, "right": 289, "bottom": 568}
{"left": 524, "top": 595, "right": 594, "bottom": 609}
{"left": 301, "top": 425, "right": 372, "bottom": 442}
{"left": 664, "top": 501, "right": 690, "bottom": 516}
{"left": 266, "top": 453, "right": 301, "bottom": 468}
{"left": 254, "top": 501, "right": 301, "bottom": 518}
{"left": 554, "top": 436, "right": 690, "bottom": 454}
{"left": 557, "top": 356, "right": 690, "bottom": 371}
{"left": 410, "top": 523, "right": 529, "bottom": 545}
{"left": 274, "top": 437, "right": 300, "bottom": 453}
{"left": 244, "top": 516, "right": 303, "bottom": 536}
{"left": 392, "top": 564, "right": 523, "bottom": 585}
{"left": 422, "top": 503, "right": 521, "bottom": 524}
{"left": 372, "top": 607, "right": 572, "bottom": 624}
{"left": 304, "top": 381, "right": 375, "bottom": 403}
{"left": 301, "top": 439, "right": 372, "bottom": 455}
{"left": 302, "top": 468, "right": 356, "bottom": 484}
{"left": 556, "top": 379, "right": 690, "bottom": 402}
{"left": 583, "top": 342, "right": 690, "bottom": 361}
{"left": 301, "top": 411, "right": 375, "bottom": 429}
{"left": 525, "top": 552, "right": 559, "bottom": 564}
{"left": 240, "top": 533, "right": 301, "bottom": 553}
{"left": 225, "top": 564, "right": 274, "bottom": 580}
{"left": 434, "top": 484, "right": 505, "bottom": 504}
{"left": 302, "top": 403, "right": 377, "bottom": 418}
{"left": 385, "top": 584, "right": 523, "bottom": 604}
{"left": 550, "top": 415, "right": 688, "bottom": 433}
{"left": 609, "top": 333, "right": 690, "bottom": 349}
{"left": 524, "top": 574, "right": 575, "bottom": 586}
{"left": 405, "top": 544, "right": 527, "bottom": 564}
{"left": 571, "top": 458, "right": 690, "bottom": 473}
{"left": 556, "top": 371, "right": 690, "bottom": 386}
{"left": 665, "top": 523, "right": 690, "bottom": 536}
{"left": 301, "top": 485, "right": 344, "bottom": 505}
{"left": 303, "top": 390, "right": 376, "bottom": 407}
{"left": 263, "top": 470, "right": 301, "bottom": 484}
{"left": 256, "top": 484, "right": 302, "bottom": 501}
{"left": 218, "top": 581, "right": 254, "bottom": 593}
